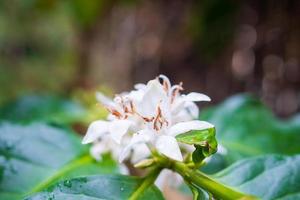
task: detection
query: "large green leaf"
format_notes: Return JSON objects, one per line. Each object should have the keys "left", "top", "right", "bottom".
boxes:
{"left": 0, "top": 95, "right": 87, "bottom": 124}
{"left": 213, "top": 154, "right": 300, "bottom": 200}
{"left": 201, "top": 94, "right": 300, "bottom": 164}
{"left": 26, "top": 175, "right": 164, "bottom": 200}
{"left": 0, "top": 123, "right": 117, "bottom": 200}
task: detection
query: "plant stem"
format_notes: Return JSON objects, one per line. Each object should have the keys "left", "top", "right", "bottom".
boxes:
{"left": 129, "top": 167, "right": 162, "bottom": 200}
{"left": 185, "top": 180, "right": 199, "bottom": 200}
{"left": 171, "top": 161, "right": 256, "bottom": 200}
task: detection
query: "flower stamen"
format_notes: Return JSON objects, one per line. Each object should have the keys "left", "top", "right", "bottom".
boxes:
{"left": 158, "top": 75, "right": 171, "bottom": 93}
{"left": 170, "top": 82, "right": 183, "bottom": 103}
{"left": 106, "top": 107, "right": 123, "bottom": 119}
{"left": 153, "top": 106, "right": 168, "bottom": 131}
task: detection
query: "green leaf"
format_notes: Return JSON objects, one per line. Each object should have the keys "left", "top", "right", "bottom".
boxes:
{"left": 0, "top": 123, "right": 118, "bottom": 200}
{"left": 200, "top": 153, "right": 228, "bottom": 174}
{"left": 213, "top": 154, "right": 300, "bottom": 199}
{"left": 25, "top": 175, "right": 164, "bottom": 200}
{"left": 192, "top": 145, "right": 206, "bottom": 164}
{"left": 0, "top": 95, "right": 87, "bottom": 125}
{"left": 176, "top": 127, "right": 217, "bottom": 158}
{"left": 201, "top": 94, "right": 300, "bottom": 164}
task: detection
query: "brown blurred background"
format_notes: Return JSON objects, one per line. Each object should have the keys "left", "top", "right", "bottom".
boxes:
{"left": 0, "top": 0, "right": 299, "bottom": 117}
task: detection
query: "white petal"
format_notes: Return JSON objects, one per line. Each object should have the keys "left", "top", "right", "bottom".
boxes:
{"left": 156, "top": 135, "right": 183, "bottom": 161}
{"left": 180, "top": 143, "right": 195, "bottom": 152}
{"left": 172, "top": 100, "right": 199, "bottom": 121}
{"left": 107, "top": 114, "right": 116, "bottom": 121}
{"left": 134, "top": 83, "right": 147, "bottom": 90}
{"left": 119, "top": 164, "right": 130, "bottom": 175}
{"left": 109, "top": 120, "right": 132, "bottom": 144}
{"left": 96, "top": 92, "right": 113, "bottom": 106}
{"left": 119, "top": 130, "right": 153, "bottom": 162}
{"left": 82, "top": 120, "right": 109, "bottom": 144}
{"left": 131, "top": 143, "right": 151, "bottom": 163}
{"left": 184, "top": 101, "right": 199, "bottom": 118}
{"left": 119, "top": 148, "right": 130, "bottom": 163}
{"left": 172, "top": 111, "right": 193, "bottom": 124}
{"left": 138, "top": 79, "right": 168, "bottom": 117}
{"left": 90, "top": 142, "right": 107, "bottom": 161}
{"left": 183, "top": 92, "right": 211, "bottom": 102}
{"left": 128, "top": 90, "right": 144, "bottom": 102}
{"left": 158, "top": 74, "right": 171, "bottom": 91}
{"left": 155, "top": 169, "right": 184, "bottom": 189}
{"left": 155, "top": 169, "right": 168, "bottom": 190}
{"left": 171, "top": 98, "right": 185, "bottom": 115}
{"left": 155, "top": 169, "right": 183, "bottom": 190}
{"left": 159, "top": 97, "right": 172, "bottom": 124}
{"left": 169, "top": 120, "right": 214, "bottom": 136}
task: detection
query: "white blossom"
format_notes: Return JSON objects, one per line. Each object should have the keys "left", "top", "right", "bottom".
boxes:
{"left": 82, "top": 75, "right": 214, "bottom": 163}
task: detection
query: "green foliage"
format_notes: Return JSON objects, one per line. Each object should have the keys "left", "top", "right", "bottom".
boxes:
{"left": 0, "top": 95, "right": 87, "bottom": 125}
{"left": 200, "top": 153, "right": 227, "bottom": 174}
{"left": 176, "top": 127, "right": 217, "bottom": 165}
{"left": 26, "top": 175, "right": 164, "bottom": 200}
{"left": 182, "top": 154, "right": 300, "bottom": 200}
{"left": 176, "top": 128, "right": 217, "bottom": 155}
{"left": 214, "top": 154, "right": 300, "bottom": 199}
{"left": 69, "top": 0, "right": 106, "bottom": 28}
{"left": 0, "top": 0, "right": 77, "bottom": 105}
{"left": 201, "top": 94, "right": 300, "bottom": 164}
{"left": 0, "top": 94, "right": 299, "bottom": 200}
{"left": 20, "top": 150, "right": 300, "bottom": 200}
{"left": 0, "top": 123, "right": 118, "bottom": 200}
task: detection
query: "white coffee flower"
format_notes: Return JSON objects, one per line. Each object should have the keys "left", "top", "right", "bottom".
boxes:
{"left": 82, "top": 75, "right": 214, "bottom": 163}
{"left": 133, "top": 75, "right": 210, "bottom": 123}
{"left": 82, "top": 93, "right": 150, "bottom": 163}
{"left": 119, "top": 78, "right": 213, "bottom": 162}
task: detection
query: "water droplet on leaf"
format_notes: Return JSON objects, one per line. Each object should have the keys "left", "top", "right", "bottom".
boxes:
{"left": 63, "top": 180, "right": 72, "bottom": 188}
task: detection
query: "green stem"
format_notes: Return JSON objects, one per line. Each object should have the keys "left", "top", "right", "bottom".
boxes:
{"left": 185, "top": 180, "right": 199, "bottom": 200}
{"left": 172, "top": 161, "right": 255, "bottom": 200}
{"left": 129, "top": 167, "right": 162, "bottom": 200}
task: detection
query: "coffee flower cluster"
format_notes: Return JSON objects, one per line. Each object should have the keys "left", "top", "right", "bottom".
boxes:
{"left": 82, "top": 75, "right": 214, "bottom": 163}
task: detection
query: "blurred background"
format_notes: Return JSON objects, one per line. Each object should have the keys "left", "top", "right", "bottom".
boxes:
{"left": 0, "top": 0, "right": 299, "bottom": 118}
